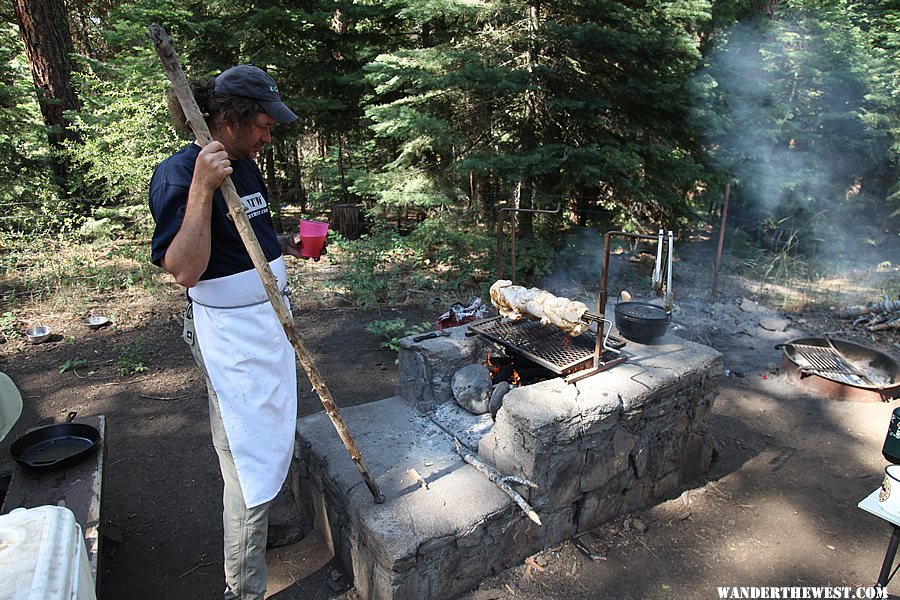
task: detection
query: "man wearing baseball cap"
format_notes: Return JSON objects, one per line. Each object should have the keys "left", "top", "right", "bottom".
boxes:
{"left": 214, "top": 64, "right": 298, "bottom": 124}
{"left": 149, "top": 65, "right": 313, "bottom": 599}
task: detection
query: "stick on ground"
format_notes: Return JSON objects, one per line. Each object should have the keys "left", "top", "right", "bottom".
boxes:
{"left": 454, "top": 438, "right": 541, "bottom": 525}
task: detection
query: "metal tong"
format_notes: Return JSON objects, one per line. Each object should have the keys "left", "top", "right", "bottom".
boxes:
{"left": 651, "top": 230, "right": 674, "bottom": 312}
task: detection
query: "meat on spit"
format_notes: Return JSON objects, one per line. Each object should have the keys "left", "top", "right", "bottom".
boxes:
{"left": 489, "top": 279, "right": 590, "bottom": 337}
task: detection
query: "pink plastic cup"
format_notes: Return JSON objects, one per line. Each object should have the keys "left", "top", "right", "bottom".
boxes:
{"left": 298, "top": 220, "right": 329, "bottom": 258}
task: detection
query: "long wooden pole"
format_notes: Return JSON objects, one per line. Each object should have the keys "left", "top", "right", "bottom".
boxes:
{"left": 710, "top": 182, "right": 731, "bottom": 302}
{"left": 148, "top": 24, "right": 384, "bottom": 504}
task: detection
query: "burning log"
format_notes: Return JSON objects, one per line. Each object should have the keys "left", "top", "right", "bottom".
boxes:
{"left": 489, "top": 280, "right": 590, "bottom": 337}
{"left": 454, "top": 438, "right": 541, "bottom": 526}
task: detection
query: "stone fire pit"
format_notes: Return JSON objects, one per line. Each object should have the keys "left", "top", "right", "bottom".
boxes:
{"left": 294, "top": 320, "right": 722, "bottom": 599}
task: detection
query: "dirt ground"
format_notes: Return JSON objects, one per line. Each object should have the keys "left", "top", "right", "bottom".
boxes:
{"left": 2, "top": 231, "right": 899, "bottom": 600}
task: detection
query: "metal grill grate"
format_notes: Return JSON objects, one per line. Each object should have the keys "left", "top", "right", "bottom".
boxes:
{"left": 787, "top": 342, "right": 884, "bottom": 388}
{"left": 468, "top": 316, "right": 622, "bottom": 375}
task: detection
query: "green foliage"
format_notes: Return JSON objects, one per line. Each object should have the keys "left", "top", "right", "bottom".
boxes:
{"left": 695, "top": 1, "right": 898, "bottom": 257}
{"left": 65, "top": 53, "right": 181, "bottom": 207}
{"left": 75, "top": 204, "right": 155, "bottom": 242}
{"left": 510, "top": 236, "right": 555, "bottom": 282}
{"left": 0, "top": 21, "right": 57, "bottom": 235}
{"left": 1, "top": 0, "right": 896, "bottom": 286}
{"left": 331, "top": 226, "right": 411, "bottom": 307}
{"left": 0, "top": 235, "right": 159, "bottom": 302}
{"left": 0, "top": 312, "right": 20, "bottom": 340}
{"left": 407, "top": 209, "right": 493, "bottom": 288}
{"left": 363, "top": 0, "right": 715, "bottom": 243}
{"left": 116, "top": 343, "right": 147, "bottom": 376}
{"left": 59, "top": 358, "right": 87, "bottom": 374}
{"left": 365, "top": 318, "right": 431, "bottom": 353}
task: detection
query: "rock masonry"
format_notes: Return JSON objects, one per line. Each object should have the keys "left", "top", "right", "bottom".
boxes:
{"left": 295, "top": 324, "right": 722, "bottom": 599}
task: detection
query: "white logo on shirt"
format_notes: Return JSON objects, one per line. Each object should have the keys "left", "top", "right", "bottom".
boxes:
{"left": 241, "top": 193, "right": 268, "bottom": 219}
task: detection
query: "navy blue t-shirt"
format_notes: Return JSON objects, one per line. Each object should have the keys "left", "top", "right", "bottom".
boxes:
{"left": 149, "top": 143, "right": 282, "bottom": 281}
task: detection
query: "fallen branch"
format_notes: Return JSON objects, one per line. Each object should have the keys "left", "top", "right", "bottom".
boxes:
{"left": 407, "top": 468, "right": 429, "bottom": 490}
{"left": 454, "top": 438, "right": 541, "bottom": 525}
{"left": 179, "top": 560, "right": 219, "bottom": 579}
{"left": 836, "top": 298, "right": 900, "bottom": 319}
{"left": 140, "top": 394, "right": 188, "bottom": 401}
{"left": 870, "top": 318, "right": 900, "bottom": 332}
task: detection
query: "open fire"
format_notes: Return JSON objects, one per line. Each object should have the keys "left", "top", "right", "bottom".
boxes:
{"left": 486, "top": 347, "right": 563, "bottom": 387}
{"left": 470, "top": 316, "right": 626, "bottom": 383}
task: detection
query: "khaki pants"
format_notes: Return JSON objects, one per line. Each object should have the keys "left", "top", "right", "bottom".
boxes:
{"left": 184, "top": 303, "right": 270, "bottom": 600}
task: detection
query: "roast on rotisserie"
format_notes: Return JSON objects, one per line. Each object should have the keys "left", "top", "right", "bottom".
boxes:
{"left": 489, "top": 279, "right": 590, "bottom": 337}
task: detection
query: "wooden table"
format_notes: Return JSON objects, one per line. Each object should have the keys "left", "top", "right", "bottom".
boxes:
{"left": 1, "top": 415, "right": 106, "bottom": 589}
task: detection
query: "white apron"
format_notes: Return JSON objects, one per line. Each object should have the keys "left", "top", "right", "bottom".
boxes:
{"left": 189, "top": 257, "right": 297, "bottom": 508}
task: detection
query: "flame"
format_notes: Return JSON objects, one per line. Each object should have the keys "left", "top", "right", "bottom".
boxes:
{"left": 486, "top": 350, "right": 500, "bottom": 378}
{"left": 511, "top": 369, "right": 521, "bottom": 387}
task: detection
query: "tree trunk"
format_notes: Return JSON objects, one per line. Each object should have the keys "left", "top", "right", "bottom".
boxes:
{"left": 12, "top": 0, "right": 81, "bottom": 196}
{"left": 331, "top": 204, "right": 363, "bottom": 240}
{"left": 517, "top": 2, "right": 541, "bottom": 241}
{"left": 264, "top": 146, "right": 282, "bottom": 231}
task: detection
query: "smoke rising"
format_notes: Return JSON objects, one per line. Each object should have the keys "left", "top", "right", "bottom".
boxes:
{"left": 691, "top": 17, "right": 896, "bottom": 265}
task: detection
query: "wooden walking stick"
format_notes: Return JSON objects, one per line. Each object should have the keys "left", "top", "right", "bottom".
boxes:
{"left": 148, "top": 24, "right": 385, "bottom": 504}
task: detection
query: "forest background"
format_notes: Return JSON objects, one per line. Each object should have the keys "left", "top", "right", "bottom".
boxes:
{"left": 0, "top": 0, "right": 898, "bottom": 312}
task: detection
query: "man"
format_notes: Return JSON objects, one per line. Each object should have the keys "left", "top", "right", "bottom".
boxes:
{"left": 149, "top": 64, "right": 310, "bottom": 600}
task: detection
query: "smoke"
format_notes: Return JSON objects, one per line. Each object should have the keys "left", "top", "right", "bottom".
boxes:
{"left": 690, "top": 17, "right": 895, "bottom": 263}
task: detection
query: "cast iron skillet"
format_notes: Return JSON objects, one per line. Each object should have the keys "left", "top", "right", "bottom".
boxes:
{"left": 9, "top": 412, "right": 100, "bottom": 471}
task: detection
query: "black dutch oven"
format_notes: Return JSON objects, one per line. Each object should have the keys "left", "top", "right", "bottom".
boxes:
{"left": 614, "top": 301, "right": 671, "bottom": 343}
{"left": 9, "top": 412, "right": 100, "bottom": 471}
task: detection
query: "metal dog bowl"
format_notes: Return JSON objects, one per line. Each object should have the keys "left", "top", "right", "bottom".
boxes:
{"left": 26, "top": 325, "right": 52, "bottom": 344}
{"left": 84, "top": 316, "right": 110, "bottom": 330}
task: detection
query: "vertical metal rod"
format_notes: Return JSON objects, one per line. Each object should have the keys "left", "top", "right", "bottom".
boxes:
{"left": 876, "top": 526, "right": 900, "bottom": 588}
{"left": 496, "top": 215, "right": 504, "bottom": 280}
{"left": 710, "top": 182, "right": 731, "bottom": 301}
{"left": 495, "top": 203, "right": 561, "bottom": 283}
{"left": 597, "top": 231, "right": 661, "bottom": 350}
{"left": 665, "top": 230, "right": 674, "bottom": 311}
{"left": 510, "top": 211, "right": 517, "bottom": 285}
{"left": 652, "top": 229, "right": 664, "bottom": 293}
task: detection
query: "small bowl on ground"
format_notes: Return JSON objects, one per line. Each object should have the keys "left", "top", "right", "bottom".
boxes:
{"left": 84, "top": 316, "right": 110, "bottom": 330}
{"left": 25, "top": 325, "right": 52, "bottom": 344}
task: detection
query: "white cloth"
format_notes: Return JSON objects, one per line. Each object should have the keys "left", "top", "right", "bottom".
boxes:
{"left": 190, "top": 257, "right": 297, "bottom": 508}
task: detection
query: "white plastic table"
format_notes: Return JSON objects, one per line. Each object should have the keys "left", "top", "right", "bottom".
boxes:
{"left": 859, "top": 488, "right": 900, "bottom": 589}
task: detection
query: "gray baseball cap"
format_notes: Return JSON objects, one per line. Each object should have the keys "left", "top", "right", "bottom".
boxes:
{"left": 214, "top": 64, "right": 297, "bottom": 123}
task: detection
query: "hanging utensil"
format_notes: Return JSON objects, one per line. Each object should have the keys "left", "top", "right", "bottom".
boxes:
{"left": 651, "top": 229, "right": 664, "bottom": 295}
{"left": 665, "top": 230, "right": 674, "bottom": 311}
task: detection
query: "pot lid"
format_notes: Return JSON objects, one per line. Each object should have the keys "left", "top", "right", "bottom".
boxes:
{"left": 616, "top": 302, "right": 670, "bottom": 321}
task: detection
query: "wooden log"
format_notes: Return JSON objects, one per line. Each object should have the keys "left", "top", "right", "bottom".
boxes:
{"left": 407, "top": 468, "right": 429, "bottom": 490}
{"left": 148, "top": 24, "right": 384, "bottom": 504}
{"left": 836, "top": 299, "right": 900, "bottom": 319}
{"left": 454, "top": 438, "right": 541, "bottom": 525}
{"left": 870, "top": 318, "right": 900, "bottom": 332}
